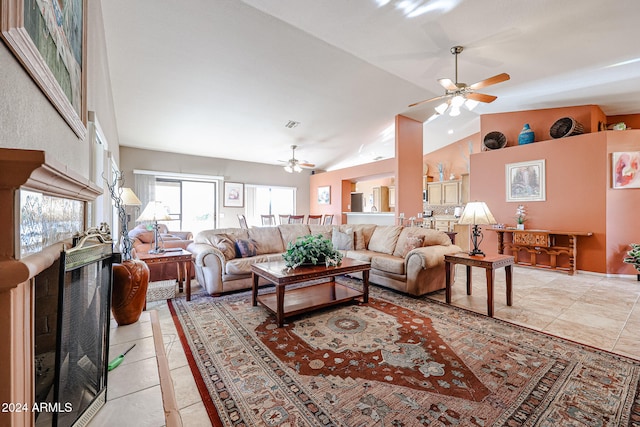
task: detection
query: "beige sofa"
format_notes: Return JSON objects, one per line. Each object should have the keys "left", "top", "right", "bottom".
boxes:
{"left": 187, "top": 224, "right": 462, "bottom": 297}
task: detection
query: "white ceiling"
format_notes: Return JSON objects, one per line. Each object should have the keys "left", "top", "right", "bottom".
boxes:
{"left": 101, "top": 0, "right": 640, "bottom": 171}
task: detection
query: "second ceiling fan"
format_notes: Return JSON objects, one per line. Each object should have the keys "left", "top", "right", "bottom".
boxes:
{"left": 409, "top": 46, "right": 510, "bottom": 116}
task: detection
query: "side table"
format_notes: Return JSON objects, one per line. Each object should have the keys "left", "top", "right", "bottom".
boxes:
{"left": 444, "top": 253, "right": 514, "bottom": 317}
{"left": 137, "top": 249, "right": 194, "bottom": 302}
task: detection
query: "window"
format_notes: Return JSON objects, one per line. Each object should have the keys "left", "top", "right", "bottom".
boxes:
{"left": 155, "top": 179, "right": 217, "bottom": 235}
{"left": 245, "top": 185, "right": 296, "bottom": 226}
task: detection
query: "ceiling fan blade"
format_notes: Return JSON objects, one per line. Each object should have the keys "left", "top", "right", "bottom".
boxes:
{"left": 467, "top": 92, "right": 497, "bottom": 103}
{"left": 408, "top": 94, "right": 448, "bottom": 108}
{"left": 468, "top": 73, "right": 510, "bottom": 90}
{"left": 299, "top": 163, "right": 315, "bottom": 168}
{"left": 438, "top": 78, "right": 458, "bottom": 91}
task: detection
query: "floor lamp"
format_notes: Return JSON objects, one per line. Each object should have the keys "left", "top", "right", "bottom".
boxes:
{"left": 136, "top": 201, "right": 172, "bottom": 254}
{"left": 457, "top": 201, "right": 496, "bottom": 256}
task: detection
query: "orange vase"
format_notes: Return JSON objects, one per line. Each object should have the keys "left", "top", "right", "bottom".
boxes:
{"left": 112, "top": 259, "right": 150, "bottom": 325}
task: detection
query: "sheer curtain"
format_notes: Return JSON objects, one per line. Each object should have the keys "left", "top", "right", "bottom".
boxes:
{"left": 134, "top": 173, "right": 156, "bottom": 213}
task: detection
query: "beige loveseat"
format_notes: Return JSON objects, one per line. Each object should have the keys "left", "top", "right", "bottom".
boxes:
{"left": 187, "top": 224, "right": 462, "bottom": 297}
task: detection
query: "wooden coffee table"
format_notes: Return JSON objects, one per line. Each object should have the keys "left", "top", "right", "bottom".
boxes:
{"left": 251, "top": 258, "right": 371, "bottom": 327}
{"left": 137, "top": 249, "right": 194, "bottom": 301}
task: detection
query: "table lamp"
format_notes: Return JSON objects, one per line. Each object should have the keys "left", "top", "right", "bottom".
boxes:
{"left": 457, "top": 201, "right": 496, "bottom": 256}
{"left": 136, "top": 201, "right": 172, "bottom": 254}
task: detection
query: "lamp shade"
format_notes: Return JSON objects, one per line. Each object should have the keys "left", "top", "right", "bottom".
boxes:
{"left": 458, "top": 201, "right": 496, "bottom": 225}
{"left": 136, "top": 201, "right": 172, "bottom": 222}
{"left": 120, "top": 188, "right": 142, "bottom": 206}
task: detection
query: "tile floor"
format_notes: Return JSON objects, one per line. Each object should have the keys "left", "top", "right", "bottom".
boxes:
{"left": 90, "top": 266, "right": 640, "bottom": 426}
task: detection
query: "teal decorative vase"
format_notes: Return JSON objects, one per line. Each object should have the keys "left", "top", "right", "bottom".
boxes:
{"left": 518, "top": 124, "right": 535, "bottom": 145}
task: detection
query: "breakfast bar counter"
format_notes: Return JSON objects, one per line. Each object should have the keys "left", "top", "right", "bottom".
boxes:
{"left": 344, "top": 212, "right": 395, "bottom": 225}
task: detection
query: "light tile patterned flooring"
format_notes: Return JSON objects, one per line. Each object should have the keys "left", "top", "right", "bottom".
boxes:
{"left": 92, "top": 266, "right": 640, "bottom": 426}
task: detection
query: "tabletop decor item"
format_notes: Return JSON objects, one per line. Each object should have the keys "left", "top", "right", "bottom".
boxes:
{"left": 283, "top": 234, "right": 342, "bottom": 269}
{"left": 518, "top": 123, "right": 535, "bottom": 145}
{"left": 515, "top": 204, "right": 527, "bottom": 229}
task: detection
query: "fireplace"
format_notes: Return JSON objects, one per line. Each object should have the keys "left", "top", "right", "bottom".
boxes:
{"left": 0, "top": 149, "right": 104, "bottom": 427}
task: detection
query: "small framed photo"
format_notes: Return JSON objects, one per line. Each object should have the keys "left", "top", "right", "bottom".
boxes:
{"left": 506, "top": 159, "right": 546, "bottom": 202}
{"left": 223, "top": 182, "right": 244, "bottom": 207}
{"left": 317, "top": 186, "right": 331, "bottom": 204}
{"left": 612, "top": 152, "right": 640, "bottom": 189}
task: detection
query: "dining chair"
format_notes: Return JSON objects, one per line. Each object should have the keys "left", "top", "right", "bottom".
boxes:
{"left": 322, "top": 214, "right": 334, "bottom": 225}
{"left": 237, "top": 214, "right": 248, "bottom": 229}
{"left": 261, "top": 214, "right": 276, "bottom": 226}
{"left": 307, "top": 215, "right": 322, "bottom": 225}
{"left": 288, "top": 215, "right": 305, "bottom": 224}
{"left": 278, "top": 214, "right": 290, "bottom": 225}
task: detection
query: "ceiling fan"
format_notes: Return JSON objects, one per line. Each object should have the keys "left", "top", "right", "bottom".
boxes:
{"left": 279, "top": 145, "right": 315, "bottom": 173}
{"left": 409, "top": 46, "right": 510, "bottom": 117}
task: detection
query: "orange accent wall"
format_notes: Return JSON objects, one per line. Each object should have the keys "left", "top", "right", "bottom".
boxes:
{"left": 606, "top": 130, "right": 640, "bottom": 274}
{"left": 395, "top": 115, "right": 423, "bottom": 218}
{"left": 471, "top": 130, "right": 640, "bottom": 275}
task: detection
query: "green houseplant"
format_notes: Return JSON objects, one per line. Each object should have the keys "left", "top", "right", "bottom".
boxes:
{"left": 283, "top": 234, "right": 343, "bottom": 269}
{"left": 623, "top": 243, "right": 640, "bottom": 281}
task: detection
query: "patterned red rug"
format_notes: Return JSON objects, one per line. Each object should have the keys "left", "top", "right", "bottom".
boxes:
{"left": 169, "top": 279, "right": 640, "bottom": 426}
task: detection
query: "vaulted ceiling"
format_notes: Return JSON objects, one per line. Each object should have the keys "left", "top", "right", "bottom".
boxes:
{"left": 101, "top": 0, "right": 640, "bottom": 171}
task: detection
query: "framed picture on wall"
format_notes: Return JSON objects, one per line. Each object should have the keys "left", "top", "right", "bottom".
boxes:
{"left": 0, "top": 0, "right": 87, "bottom": 138}
{"left": 223, "top": 182, "right": 244, "bottom": 207}
{"left": 505, "top": 159, "right": 546, "bottom": 202}
{"left": 318, "top": 186, "right": 331, "bottom": 204}
{"left": 612, "top": 152, "right": 640, "bottom": 189}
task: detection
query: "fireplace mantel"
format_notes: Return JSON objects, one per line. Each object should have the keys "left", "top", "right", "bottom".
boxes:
{"left": 0, "top": 148, "right": 102, "bottom": 427}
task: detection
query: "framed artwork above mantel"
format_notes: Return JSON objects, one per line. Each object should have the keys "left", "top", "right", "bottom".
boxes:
{"left": 0, "top": 0, "right": 88, "bottom": 139}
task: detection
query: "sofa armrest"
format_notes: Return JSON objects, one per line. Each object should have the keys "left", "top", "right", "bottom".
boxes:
{"left": 187, "top": 242, "right": 226, "bottom": 295}
{"left": 403, "top": 244, "right": 463, "bottom": 296}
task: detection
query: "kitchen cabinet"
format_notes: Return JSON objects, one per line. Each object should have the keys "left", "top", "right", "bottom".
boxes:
{"left": 427, "top": 180, "right": 461, "bottom": 205}
{"left": 388, "top": 186, "right": 395, "bottom": 208}
{"left": 372, "top": 186, "right": 390, "bottom": 212}
{"left": 427, "top": 183, "right": 442, "bottom": 205}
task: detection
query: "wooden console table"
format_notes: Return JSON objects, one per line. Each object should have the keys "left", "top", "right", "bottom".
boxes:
{"left": 491, "top": 229, "right": 592, "bottom": 275}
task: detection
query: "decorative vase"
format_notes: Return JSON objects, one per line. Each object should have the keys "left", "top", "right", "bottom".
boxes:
{"left": 516, "top": 223, "right": 525, "bottom": 230}
{"left": 518, "top": 124, "right": 535, "bottom": 145}
{"left": 112, "top": 259, "right": 150, "bottom": 325}
{"left": 439, "top": 172, "right": 444, "bottom": 181}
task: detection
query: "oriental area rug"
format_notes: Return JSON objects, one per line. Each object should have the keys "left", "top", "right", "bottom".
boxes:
{"left": 168, "top": 278, "right": 640, "bottom": 426}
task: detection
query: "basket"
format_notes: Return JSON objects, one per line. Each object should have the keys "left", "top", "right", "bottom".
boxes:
{"left": 550, "top": 117, "right": 584, "bottom": 139}
{"left": 482, "top": 131, "right": 507, "bottom": 150}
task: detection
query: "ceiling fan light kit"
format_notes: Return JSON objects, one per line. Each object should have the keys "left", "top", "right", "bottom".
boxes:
{"left": 409, "top": 45, "right": 510, "bottom": 118}
{"left": 281, "top": 145, "right": 314, "bottom": 173}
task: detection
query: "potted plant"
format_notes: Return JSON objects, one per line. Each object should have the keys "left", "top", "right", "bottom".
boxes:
{"left": 283, "top": 234, "right": 343, "bottom": 269}
{"left": 623, "top": 243, "right": 640, "bottom": 281}
{"left": 515, "top": 204, "right": 527, "bottom": 230}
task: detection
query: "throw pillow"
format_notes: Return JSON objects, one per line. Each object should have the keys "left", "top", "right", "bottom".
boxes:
{"left": 332, "top": 227, "right": 354, "bottom": 251}
{"left": 368, "top": 225, "right": 403, "bottom": 255}
{"left": 212, "top": 234, "right": 236, "bottom": 260}
{"left": 402, "top": 235, "right": 425, "bottom": 257}
{"left": 235, "top": 238, "right": 258, "bottom": 258}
